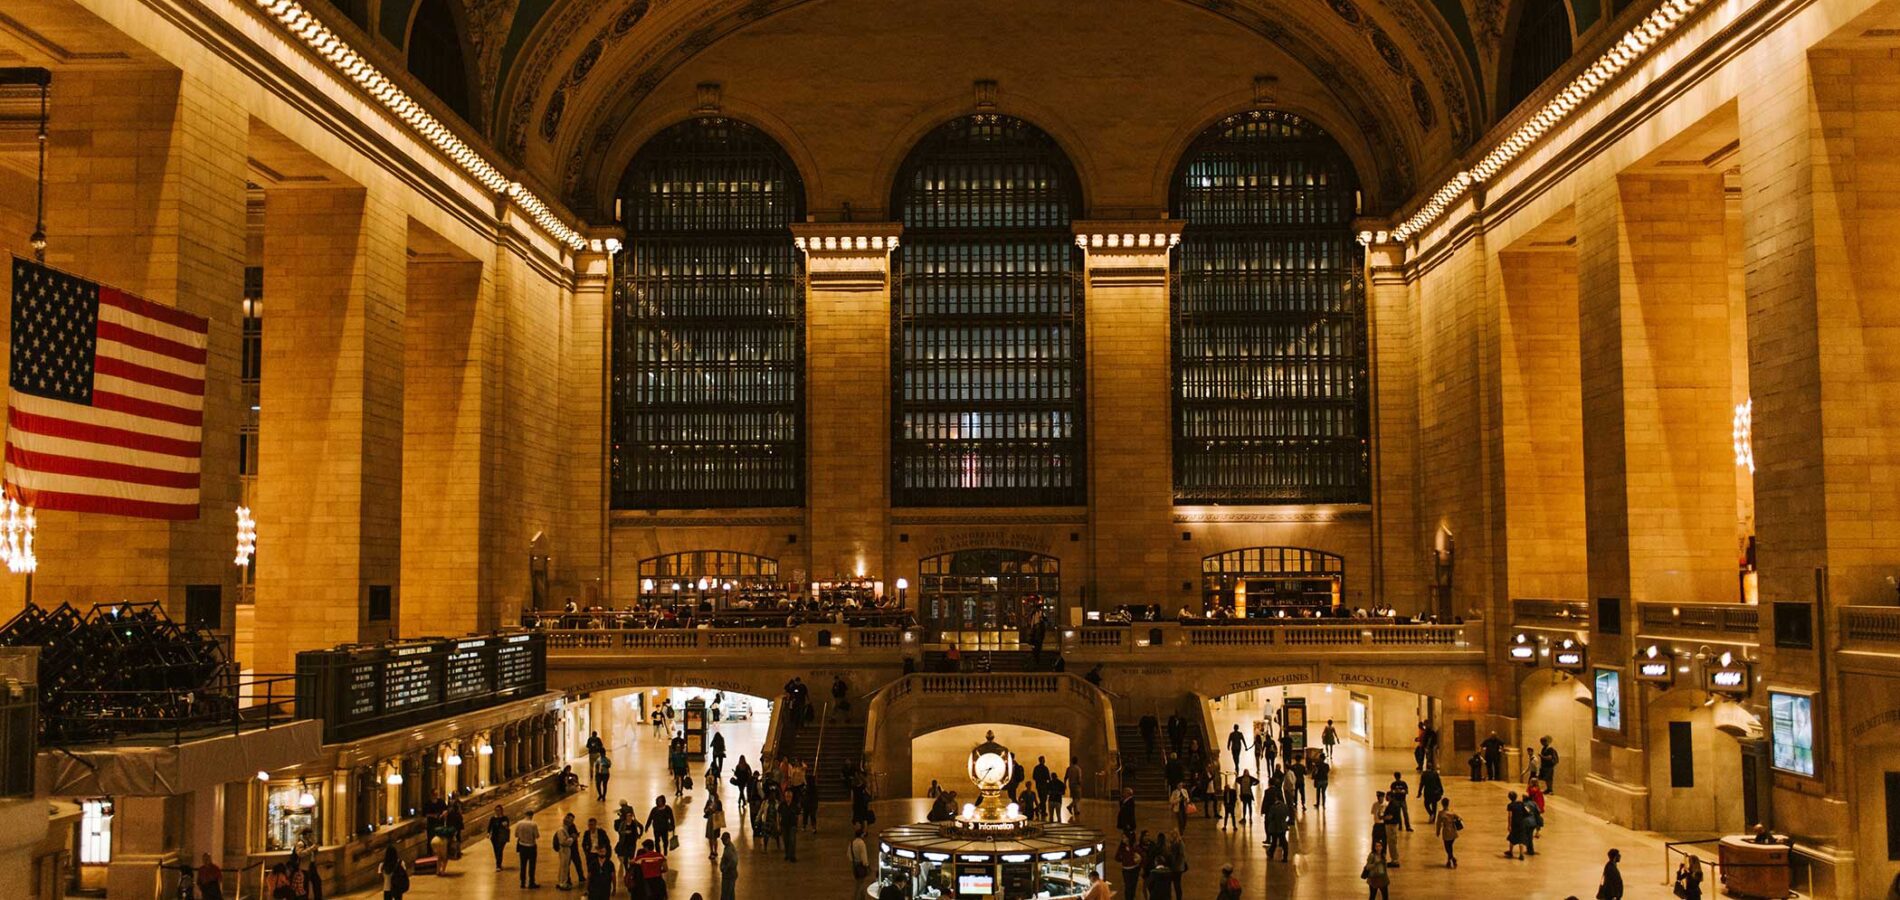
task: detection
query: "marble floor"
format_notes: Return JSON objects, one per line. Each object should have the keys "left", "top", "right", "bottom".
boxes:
{"left": 337, "top": 709, "right": 1696, "bottom": 900}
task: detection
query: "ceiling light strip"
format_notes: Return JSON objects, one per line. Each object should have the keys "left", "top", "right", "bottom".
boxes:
{"left": 251, "top": 0, "right": 589, "bottom": 253}
{"left": 1362, "top": 0, "right": 1708, "bottom": 246}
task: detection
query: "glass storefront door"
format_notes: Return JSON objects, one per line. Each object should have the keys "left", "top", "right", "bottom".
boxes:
{"left": 918, "top": 549, "right": 1060, "bottom": 649}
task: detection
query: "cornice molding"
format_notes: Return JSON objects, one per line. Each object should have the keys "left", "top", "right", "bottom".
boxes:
{"left": 1172, "top": 505, "right": 1372, "bottom": 523}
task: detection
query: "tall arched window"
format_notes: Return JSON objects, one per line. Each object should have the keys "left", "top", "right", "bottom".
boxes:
{"left": 891, "top": 115, "right": 1085, "bottom": 507}
{"left": 612, "top": 118, "right": 806, "bottom": 509}
{"left": 405, "top": 0, "right": 473, "bottom": 122}
{"left": 1504, "top": 0, "right": 1574, "bottom": 113}
{"left": 1170, "top": 110, "right": 1369, "bottom": 504}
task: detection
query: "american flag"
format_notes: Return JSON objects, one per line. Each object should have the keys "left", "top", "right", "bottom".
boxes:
{"left": 5, "top": 257, "right": 207, "bottom": 520}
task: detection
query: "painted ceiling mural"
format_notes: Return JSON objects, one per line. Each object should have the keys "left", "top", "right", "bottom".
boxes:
{"left": 374, "top": 0, "right": 1508, "bottom": 215}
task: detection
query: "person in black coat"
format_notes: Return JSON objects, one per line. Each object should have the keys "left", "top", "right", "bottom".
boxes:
{"left": 1116, "top": 787, "right": 1138, "bottom": 835}
{"left": 1597, "top": 848, "right": 1624, "bottom": 899}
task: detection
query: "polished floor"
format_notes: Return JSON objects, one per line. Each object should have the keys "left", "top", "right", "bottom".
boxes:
{"left": 337, "top": 710, "right": 1692, "bottom": 899}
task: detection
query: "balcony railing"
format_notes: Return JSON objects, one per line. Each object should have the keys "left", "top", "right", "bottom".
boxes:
{"left": 1511, "top": 597, "right": 1592, "bottom": 629}
{"left": 1066, "top": 622, "right": 1470, "bottom": 655}
{"left": 543, "top": 624, "right": 910, "bottom": 655}
{"left": 1635, "top": 602, "right": 1761, "bottom": 641}
{"left": 1841, "top": 606, "right": 1900, "bottom": 651}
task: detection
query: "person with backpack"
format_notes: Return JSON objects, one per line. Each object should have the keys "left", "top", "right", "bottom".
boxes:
{"left": 1214, "top": 862, "right": 1242, "bottom": 899}
{"left": 1434, "top": 797, "right": 1463, "bottom": 867}
{"left": 1539, "top": 736, "right": 1560, "bottom": 793}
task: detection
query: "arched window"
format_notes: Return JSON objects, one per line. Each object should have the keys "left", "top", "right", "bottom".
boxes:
{"left": 612, "top": 118, "right": 806, "bottom": 509}
{"left": 1170, "top": 111, "right": 1369, "bottom": 504}
{"left": 1505, "top": 0, "right": 1574, "bottom": 112}
{"left": 891, "top": 115, "right": 1085, "bottom": 507}
{"left": 405, "top": 0, "right": 473, "bottom": 122}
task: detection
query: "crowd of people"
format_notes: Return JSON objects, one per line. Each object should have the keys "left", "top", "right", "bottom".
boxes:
{"left": 524, "top": 596, "right": 915, "bottom": 632}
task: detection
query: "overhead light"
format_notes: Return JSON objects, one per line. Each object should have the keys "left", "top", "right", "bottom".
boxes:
{"left": 387, "top": 772, "right": 404, "bottom": 786}
{"left": 298, "top": 787, "right": 317, "bottom": 808}
{"left": 447, "top": 752, "right": 463, "bottom": 766}
{"left": 257, "top": 771, "right": 270, "bottom": 782}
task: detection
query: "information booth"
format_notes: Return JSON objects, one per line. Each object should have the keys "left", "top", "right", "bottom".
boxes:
{"left": 873, "top": 732, "right": 1103, "bottom": 899}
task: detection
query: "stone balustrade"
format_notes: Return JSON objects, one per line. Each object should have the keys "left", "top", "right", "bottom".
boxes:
{"left": 1841, "top": 606, "right": 1900, "bottom": 651}
{"left": 1634, "top": 602, "right": 1761, "bottom": 641}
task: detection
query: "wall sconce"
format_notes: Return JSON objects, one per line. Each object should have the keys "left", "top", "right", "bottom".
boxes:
{"left": 256, "top": 770, "right": 270, "bottom": 782}
{"left": 478, "top": 745, "right": 494, "bottom": 756}
{"left": 297, "top": 783, "right": 317, "bottom": 808}
{"left": 386, "top": 772, "right": 404, "bottom": 786}
{"left": 447, "top": 751, "right": 463, "bottom": 766}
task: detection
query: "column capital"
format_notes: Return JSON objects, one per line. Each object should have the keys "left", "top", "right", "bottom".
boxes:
{"left": 1071, "top": 220, "right": 1183, "bottom": 287}
{"left": 792, "top": 222, "right": 902, "bottom": 292}
{"left": 791, "top": 221, "right": 903, "bottom": 255}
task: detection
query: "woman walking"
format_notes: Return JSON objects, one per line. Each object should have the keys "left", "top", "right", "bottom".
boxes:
{"left": 703, "top": 792, "right": 726, "bottom": 861}
{"left": 378, "top": 846, "right": 409, "bottom": 900}
{"left": 1433, "top": 797, "right": 1462, "bottom": 867}
{"left": 1363, "top": 842, "right": 1391, "bottom": 900}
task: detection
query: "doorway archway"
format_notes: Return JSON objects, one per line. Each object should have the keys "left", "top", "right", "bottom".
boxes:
{"left": 1517, "top": 668, "right": 1592, "bottom": 795}
{"left": 917, "top": 549, "right": 1060, "bottom": 649}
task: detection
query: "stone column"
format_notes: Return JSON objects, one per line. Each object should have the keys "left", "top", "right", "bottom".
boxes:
{"left": 1576, "top": 170, "right": 1738, "bottom": 609}
{"left": 793, "top": 224, "right": 901, "bottom": 585}
{"left": 1364, "top": 239, "right": 1424, "bottom": 612}
{"left": 1074, "top": 222, "right": 1183, "bottom": 609}
{"left": 255, "top": 184, "right": 406, "bottom": 673}
{"left": 1496, "top": 245, "right": 1586, "bottom": 600}
{"left": 1737, "top": 49, "right": 1900, "bottom": 868}
{"left": 561, "top": 238, "right": 618, "bottom": 605}
{"left": 401, "top": 248, "right": 488, "bottom": 637}
{"left": 15, "top": 69, "right": 247, "bottom": 620}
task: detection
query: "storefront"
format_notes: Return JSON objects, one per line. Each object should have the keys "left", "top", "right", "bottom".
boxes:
{"left": 917, "top": 549, "right": 1060, "bottom": 649}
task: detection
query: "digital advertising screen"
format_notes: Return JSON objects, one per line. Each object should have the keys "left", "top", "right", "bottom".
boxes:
{"left": 1769, "top": 691, "right": 1815, "bottom": 776}
{"left": 1594, "top": 668, "right": 1622, "bottom": 731}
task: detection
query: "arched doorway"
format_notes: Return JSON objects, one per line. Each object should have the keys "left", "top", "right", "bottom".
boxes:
{"left": 1645, "top": 688, "right": 1748, "bottom": 833}
{"left": 918, "top": 549, "right": 1060, "bottom": 649}
{"left": 1517, "top": 668, "right": 1592, "bottom": 794}
{"left": 1199, "top": 546, "right": 1345, "bottom": 616}
{"left": 910, "top": 723, "right": 1071, "bottom": 797}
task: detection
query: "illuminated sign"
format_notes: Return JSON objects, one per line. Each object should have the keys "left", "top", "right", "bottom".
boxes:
{"left": 1704, "top": 653, "right": 1750, "bottom": 695}
{"left": 1636, "top": 660, "right": 1674, "bottom": 684}
{"left": 1769, "top": 691, "right": 1816, "bottom": 777}
{"left": 1552, "top": 647, "right": 1586, "bottom": 671}
{"left": 1594, "top": 668, "right": 1623, "bottom": 732}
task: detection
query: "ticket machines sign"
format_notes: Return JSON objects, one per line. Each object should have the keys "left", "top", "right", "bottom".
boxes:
{"left": 1634, "top": 645, "right": 1675, "bottom": 686}
{"left": 1551, "top": 639, "right": 1587, "bottom": 672}
{"left": 1704, "top": 652, "right": 1750, "bottom": 695}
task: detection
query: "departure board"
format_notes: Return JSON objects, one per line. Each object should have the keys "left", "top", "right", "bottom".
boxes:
{"left": 297, "top": 632, "right": 547, "bottom": 743}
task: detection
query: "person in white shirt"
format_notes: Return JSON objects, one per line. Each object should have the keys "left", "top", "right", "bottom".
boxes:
{"left": 512, "top": 811, "right": 541, "bottom": 888}
{"left": 849, "top": 823, "right": 872, "bottom": 889}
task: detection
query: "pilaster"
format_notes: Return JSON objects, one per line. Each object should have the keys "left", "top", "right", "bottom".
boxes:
{"left": 1074, "top": 221, "right": 1183, "bottom": 606}
{"left": 1364, "top": 240, "right": 1423, "bottom": 613}
{"left": 563, "top": 237, "right": 617, "bottom": 605}
{"left": 793, "top": 223, "right": 901, "bottom": 583}
{"left": 256, "top": 184, "right": 407, "bottom": 673}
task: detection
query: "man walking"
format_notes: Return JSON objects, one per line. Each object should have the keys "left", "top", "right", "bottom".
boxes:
{"left": 1538, "top": 736, "right": 1559, "bottom": 793}
{"left": 1116, "top": 787, "right": 1137, "bottom": 835}
{"left": 1264, "top": 794, "right": 1291, "bottom": 861}
{"left": 1388, "top": 771, "right": 1412, "bottom": 831}
{"left": 513, "top": 810, "right": 541, "bottom": 888}
{"left": 718, "top": 833, "right": 739, "bottom": 900}
{"left": 1597, "top": 848, "right": 1623, "bottom": 899}
{"left": 849, "top": 823, "right": 873, "bottom": 893}
{"left": 1140, "top": 713, "right": 1159, "bottom": 761}
{"left": 1481, "top": 732, "right": 1505, "bottom": 781}
{"left": 1420, "top": 764, "right": 1444, "bottom": 822}
{"left": 594, "top": 754, "right": 612, "bottom": 802}
{"left": 586, "top": 731, "right": 606, "bottom": 777}
{"left": 1226, "top": 725, "right": 1246, "bottom": 772}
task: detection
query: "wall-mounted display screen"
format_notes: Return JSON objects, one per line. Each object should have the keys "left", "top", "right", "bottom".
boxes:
{"left": 1769, "top": 691, "right": 1815, "bottom": 776}
{"left": 1594, "top": 668, "right": 1622, "bottom": 731}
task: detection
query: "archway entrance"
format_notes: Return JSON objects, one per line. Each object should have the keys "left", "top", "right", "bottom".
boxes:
{"left": 1644, "top": 689, "right": 1748, "bottom": 833}
{"left": 918, "top": 549, "right": 1060, "bottom": 649}
{"left": 910, "top": 724, "right": 1071, "bottom": 798}
{"left": 1518, "top": 669, "right": 1592, "bottom": 794}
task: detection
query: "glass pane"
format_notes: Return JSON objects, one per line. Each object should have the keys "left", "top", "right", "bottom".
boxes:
{"left": 612, "top": 118, "right": 806, "bottom": 509}
{"left": 1171, "top": 111, "right": 1370, "bottom": 504}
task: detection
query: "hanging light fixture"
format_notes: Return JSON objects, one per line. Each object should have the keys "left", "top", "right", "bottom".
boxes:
{"left": 386, "top": 772, "right": 404, "bottom": 786}
{"left": 234, "top": 506, "right": 257, "bottom": 566}
{"left": 0, "top": 497, "right": 37, "bottom": 574}
{"left": 447, "top": 751, "right": 463, "bottom": 766}
{"left": 1732, "top": 399, "right": 1755, "bottom": 474}
{"left": 297, "top": 782, "right": 317, "bottom": 808}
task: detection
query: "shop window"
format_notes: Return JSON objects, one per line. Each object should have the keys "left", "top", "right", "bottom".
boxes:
{"left": 1170, "top": 111, "right": 1368, "bottom": 504}
{"left": 891, "top": 115, "right": 1086, "bottom": 507}
{"left": 917, "top": 549, "right": 1060, "bottom": 650}
{"left": 265, "top": 783, "right": 320, "bottom": 851}
{"left": 611, "top": 118, "right": 806, "bottom": 509}
{"left": 79, "top": 799, "right": 112, "bottom": 865}
{"left": 1199, "top": 546, "right": 1345, "bottom": 616}
{"left": 1668, "top": 721, "right": 1695, "bottom": 788}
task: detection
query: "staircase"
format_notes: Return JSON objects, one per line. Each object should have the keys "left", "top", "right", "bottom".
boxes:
{"left": 921, "top": 649, "right": 1057, "bottom": 673}
{"left": 1114, "top": 718, "right": 1207, "bottom": 801}
{"left": 777, "top": 705, "right": 866, "bottom": 802}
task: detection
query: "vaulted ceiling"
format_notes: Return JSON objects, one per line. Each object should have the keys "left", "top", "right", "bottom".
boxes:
{"left": 366, "top": 0, "right": 1601, "bottom": 219}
